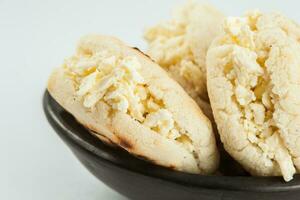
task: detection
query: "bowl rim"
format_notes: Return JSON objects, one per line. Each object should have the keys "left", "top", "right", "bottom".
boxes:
{"left": 43, "top": 90, "right": 300, "bottom": 193}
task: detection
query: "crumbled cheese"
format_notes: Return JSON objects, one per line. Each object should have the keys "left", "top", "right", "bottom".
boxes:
{"left": 224, "top": 17, "right": 248, "bottom": 36}
{"left": 250, "top": 103, "right": 265, "bottom": 125}
{"left": 143, "top": 109, "right": 174, "bottom": 136}
{"left": 235, "top": 85, "right": 255, "bottom": 106}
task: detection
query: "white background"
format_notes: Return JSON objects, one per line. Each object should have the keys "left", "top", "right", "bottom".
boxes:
{"left": 1, "top": 0, "right": 300, "bottom": 199}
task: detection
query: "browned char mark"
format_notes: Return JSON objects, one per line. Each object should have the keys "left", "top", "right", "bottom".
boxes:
{"left": 132, "top": 47, "right": 155, "bottom": 62}
{"left": 168, "top": 165, "right": 177, "bottom": 170}
{"left": 138, "top": 154, "right": 178, "bottom": 170}
{"left": 117, "top": 135, "right": 134, "bottom": 149}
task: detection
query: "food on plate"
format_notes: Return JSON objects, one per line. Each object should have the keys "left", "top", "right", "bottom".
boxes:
{"left": 207, "top": 11, "right": 300, "bottom": 181}
{"left": 144, "top": 1, "right": 224, "bottom": 120}
{"left": 48, "top": 35, "right": 219, "bottom": 174}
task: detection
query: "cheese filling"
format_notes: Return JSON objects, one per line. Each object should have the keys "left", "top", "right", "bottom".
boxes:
{"left": 63, "top": 51, "right": 194, "bottom": 153}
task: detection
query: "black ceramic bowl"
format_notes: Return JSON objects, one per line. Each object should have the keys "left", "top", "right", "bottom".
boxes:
{"left": 43, "top": 91, "right": 300, "bottom": 200}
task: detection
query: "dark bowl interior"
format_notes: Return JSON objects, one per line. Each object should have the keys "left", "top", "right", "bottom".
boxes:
{"left": 43, "top": 91, "right": 300, "bottom": 200}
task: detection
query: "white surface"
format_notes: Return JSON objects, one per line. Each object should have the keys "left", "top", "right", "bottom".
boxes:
{"left": 1, "top": 0, "right": 300, "bottom": 199}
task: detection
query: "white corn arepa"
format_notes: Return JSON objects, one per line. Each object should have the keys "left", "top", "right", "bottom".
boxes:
{"left": 144, "top": 1, "right": 224, "bottom": 120}
{"left": 207, "top": 11, "right": 300, "bottom": 181}
{"left": 48, "top": 35, "right": 219, "bottom": 174}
